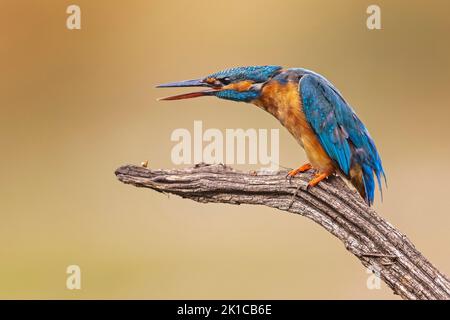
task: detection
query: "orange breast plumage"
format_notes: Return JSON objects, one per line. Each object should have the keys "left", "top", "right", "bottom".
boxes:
{"left": 253, "top": 80, "right": 335, "bottom": 173}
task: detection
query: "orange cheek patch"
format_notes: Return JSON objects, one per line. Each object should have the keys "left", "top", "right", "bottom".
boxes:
{"left": 223, "top": 81, "right": 254, "bottom": 92}
{"left": 205, "top": 78, "right": 221, "bottom": 87}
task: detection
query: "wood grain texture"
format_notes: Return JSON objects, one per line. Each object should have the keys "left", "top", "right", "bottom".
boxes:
{"left": 115, "top": 163, "right": 450, "bottom": 300}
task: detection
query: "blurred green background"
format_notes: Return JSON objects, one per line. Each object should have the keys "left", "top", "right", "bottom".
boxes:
{"left": 1, "top": 0, "right": 449, "bottom": 299}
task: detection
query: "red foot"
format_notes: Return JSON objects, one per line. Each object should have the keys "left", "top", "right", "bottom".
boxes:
{"left": 307, "top": 172, "right": 330, "bottom": 188}
{"left": 287, "top": 163, "right": 312, "bottom": 177}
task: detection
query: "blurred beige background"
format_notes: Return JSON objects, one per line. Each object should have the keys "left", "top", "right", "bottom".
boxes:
{"left": 1, "top": 0, "right": 449, "bottom": 299}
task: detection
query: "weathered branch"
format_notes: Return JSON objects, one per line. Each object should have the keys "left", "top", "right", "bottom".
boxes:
{"left": 115, "top": 163, "right": 450, "bottom": 300}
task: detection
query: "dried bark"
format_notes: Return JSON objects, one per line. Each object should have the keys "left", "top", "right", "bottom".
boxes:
{"left": 115, "top": 163, "right": 450, "bottom": 300}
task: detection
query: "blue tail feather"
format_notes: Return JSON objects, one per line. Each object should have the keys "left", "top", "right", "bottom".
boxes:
{"left": 299, "top": 72, "right": 386, "bottom": 206}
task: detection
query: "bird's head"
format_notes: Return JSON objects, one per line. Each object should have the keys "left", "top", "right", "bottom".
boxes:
{"left": 157, "top": 66, "right": 282, "bottom": 103}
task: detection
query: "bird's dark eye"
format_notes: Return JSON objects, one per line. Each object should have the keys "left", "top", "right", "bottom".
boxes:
{"left": 220, "top": 77, "right": 231, "bottom": 85}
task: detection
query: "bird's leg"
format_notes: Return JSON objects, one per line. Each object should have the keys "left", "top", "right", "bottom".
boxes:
{"left": 307, "top": 171, "right": 331, "bottom": 188}
{"left": 287, "top": 163, "right": 312, "bottom": 178}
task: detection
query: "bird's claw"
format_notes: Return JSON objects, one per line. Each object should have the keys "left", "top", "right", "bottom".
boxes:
{"left": 286, "top": 163, "right": 313, "bottom": 184}
{"left": 306, "top": 172, "right": 331, "bottom": 189}
{"left": 285, "top": 172, "right": 294, "bottom": 184}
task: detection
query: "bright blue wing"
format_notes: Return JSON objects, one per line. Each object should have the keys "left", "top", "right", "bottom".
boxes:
{"left": 299, "top": 73, "right": 385, "bottom": 204}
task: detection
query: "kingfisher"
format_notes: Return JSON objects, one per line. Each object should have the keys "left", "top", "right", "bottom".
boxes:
{"left": 157, "top": 66, "right": 386, "bottom": 206}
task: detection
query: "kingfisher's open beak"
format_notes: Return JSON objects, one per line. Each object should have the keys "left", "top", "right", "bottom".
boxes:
{"left": 156, "top": 78, "right": 219, "bottom": 101}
